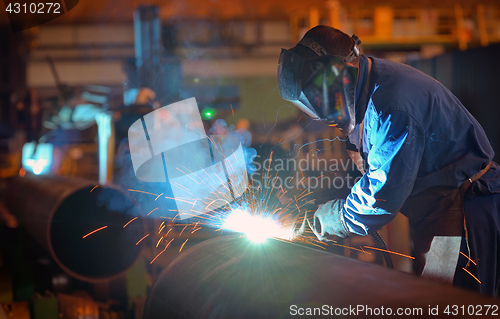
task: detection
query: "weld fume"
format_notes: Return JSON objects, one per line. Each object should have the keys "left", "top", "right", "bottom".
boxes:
{"left": 209, "top": 119, "right": 257, "bottom": 175}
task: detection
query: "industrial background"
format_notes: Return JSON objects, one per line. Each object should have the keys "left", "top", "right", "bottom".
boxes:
{"left": 0, "top": 0, "right": 500, "bottom": 318}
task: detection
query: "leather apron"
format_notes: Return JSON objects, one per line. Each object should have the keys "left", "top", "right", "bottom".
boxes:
{"left": 401, "top": 162, "right": 491, "bottom": 284}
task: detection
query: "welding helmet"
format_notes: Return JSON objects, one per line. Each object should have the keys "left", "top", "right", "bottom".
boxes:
{"left": 278, "top": 35, "right": 361, "bottom": 133}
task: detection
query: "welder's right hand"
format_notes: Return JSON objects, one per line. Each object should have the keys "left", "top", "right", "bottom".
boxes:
{"left": 311, "top": 199, "right": 351, "bottom": 241}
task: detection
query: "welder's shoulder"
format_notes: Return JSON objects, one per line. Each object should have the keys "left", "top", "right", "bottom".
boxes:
{"left": 369, "top": 57, "right": 443, "bottom": 118}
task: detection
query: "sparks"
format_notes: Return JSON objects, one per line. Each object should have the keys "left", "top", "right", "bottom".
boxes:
{"left": 165, "top": 228, "right": 172, "bottom": 237}
{"left": 460, "top": 251, "right": 477, "bottom": 266}
{"left": 191, "top": 227, "right": 202, "bottom": 234}
{"left": 128, "top": 189, "right": 159, "bottom": 196}
{"left": 156, "top": 236, "right": 164, "bottom": 247}
{"left": 171, "top": 213, "right": 180, "bottom": 223}
{"left": 179, "top": 224, "right": 188, "bottom": 236}
{"left": 462, "top": 267, "right": 481, "bottom": 284}
{"left": 192, "top": 221, "right": 200, "bottom": 230}
{"left": 136, "top": 234, "right": 149, "bottom": 245}
{"left": 158, "top": 224, "right": 166, "bottom": 234}
{"left": 123, "top": 217, "right": 138, "bottom": 228}
{"left": 90, "top": 185, "right": 98, "bottom": 193}
{"left": 165, "top": 196, "right": 195, "bottom": 205}
{"left": 151, "top": 238, "right": 174, "bottom": 264}
{"left": 363, "top": 246, "right": 415, "bottom": 259}
{"left": 82, "top": 226, "right": 108, "bottom": 238}
{"left": 147, "top": 207, "right": 159, "bottom": 216}
{"left": 326, "top": 242, "right": 370, "bottom": 254}
{"left": 179, "top": 239, "right": 189, "bottom": 253}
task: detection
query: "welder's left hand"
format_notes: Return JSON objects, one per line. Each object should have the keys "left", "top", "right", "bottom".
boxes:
{"left": 311, "top": 199, "right": 351, "bottom": 241}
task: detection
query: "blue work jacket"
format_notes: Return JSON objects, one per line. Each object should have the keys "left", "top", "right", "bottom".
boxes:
{"left": 344, "top": 55, "right": 497, "bottom": 236}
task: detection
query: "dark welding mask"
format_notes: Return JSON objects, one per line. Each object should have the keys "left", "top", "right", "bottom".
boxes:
{"left": 278, "top": 36, "right": 360, "bottom": 132}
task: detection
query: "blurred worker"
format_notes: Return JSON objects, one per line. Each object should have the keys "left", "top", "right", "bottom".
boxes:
{"left": 279, "top": 25, "right": 500, "bottom": 295}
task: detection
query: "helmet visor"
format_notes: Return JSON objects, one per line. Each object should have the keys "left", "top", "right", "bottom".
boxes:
{"left": 301, "top": 55, "right": 357, "bottom": 125}
{"left": 278, "top": 49, "right": 320, "bottom": 119}
{"left": 278, "top": 49, "right": 303, "bottom": 101}
{"left": 278, "top": 50, "right": 358, "bottom": 126}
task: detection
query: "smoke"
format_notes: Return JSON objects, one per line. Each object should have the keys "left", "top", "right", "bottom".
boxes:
{"left": 108, "top": 99, "right": 256, "bottom": 221}
{"left": 111, "top": 138, "right": 177, "bottom": 218}
{"left": 94, "top": 186, "right": 137, "bottom": 213}
{"left": 208, "top": 119, "right": 257, "bottom": 175}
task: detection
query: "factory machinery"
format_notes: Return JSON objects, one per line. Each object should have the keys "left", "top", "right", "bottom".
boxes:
{"left": 2, "top": 3, "right": 499, "bottom": 318}
{"left": 4, "top": 174, "right": 145, "bottom": 283}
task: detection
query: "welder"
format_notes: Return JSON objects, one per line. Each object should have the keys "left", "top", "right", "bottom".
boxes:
{"left": 279, "top": 25, "right": 500, "bottom": 296}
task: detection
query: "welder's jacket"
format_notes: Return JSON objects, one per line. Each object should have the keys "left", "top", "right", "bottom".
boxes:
{"left": 342, "top": 56, "right": 500, "bottom": 293}
{"left": 345, "top": 55, "right": 495, "bottom": 233}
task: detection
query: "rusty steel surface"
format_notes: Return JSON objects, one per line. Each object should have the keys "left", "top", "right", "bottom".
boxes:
{"left": 4, "top": 174, "right": 145, "bottom": 283}
{"left": 144, "top": 235, "right": 498, "bottom": 319}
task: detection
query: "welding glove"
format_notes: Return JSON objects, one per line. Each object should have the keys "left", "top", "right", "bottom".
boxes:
{"left": 310, "top": 199, "right": 351, "bottom": 240}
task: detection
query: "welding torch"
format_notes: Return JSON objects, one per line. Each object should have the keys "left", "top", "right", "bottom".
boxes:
{"left": 294, "top": 206, "right": 394, "bottom": 269}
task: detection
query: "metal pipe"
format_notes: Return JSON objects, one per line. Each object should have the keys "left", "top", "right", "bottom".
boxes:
{"left": 4, "top": 174, "right": 145, "bottom": 283}
{"left": 144, "top": 235, "right": 496, "bottom": 319}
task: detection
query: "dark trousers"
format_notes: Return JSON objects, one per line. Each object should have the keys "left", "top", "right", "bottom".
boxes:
{"left": 454, "top": 191, "right": 500, "bottom": 296}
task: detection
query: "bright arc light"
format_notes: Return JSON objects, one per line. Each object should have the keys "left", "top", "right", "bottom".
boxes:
{"left": 223, "top": 208, "right": 293, "bottom": 243}
{"left": 22, "top": 143, "right": 52, "bottom": 175}
{"left": 26, "top": 159, "right": 48, "bottom": 175}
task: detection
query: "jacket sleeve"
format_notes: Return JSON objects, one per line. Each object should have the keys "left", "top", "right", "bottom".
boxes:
{"left": 342, "top": 109, "right": 425, "bottom": 236}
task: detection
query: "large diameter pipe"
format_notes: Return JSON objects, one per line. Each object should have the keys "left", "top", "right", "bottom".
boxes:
{"left": 5, "top": 175, "right": 145, "bottom": 283}
{"left": 144, "top": 236, "right": 496, "bottom": 319}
